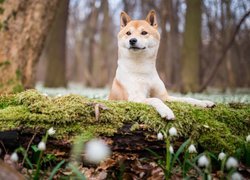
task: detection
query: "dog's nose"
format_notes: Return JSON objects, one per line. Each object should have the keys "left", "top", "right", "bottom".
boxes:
{"left": 129, "top": 38, "right": 137, "bottom": 45}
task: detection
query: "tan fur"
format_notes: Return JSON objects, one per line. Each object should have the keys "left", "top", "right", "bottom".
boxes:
{"left": 118, "top": 20, "right": 160, "bottom": 41}
{"left": 109, "top": 78, "right": 128, "bottom": 100}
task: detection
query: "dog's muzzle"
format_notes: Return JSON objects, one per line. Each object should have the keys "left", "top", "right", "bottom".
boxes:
{"left": 129, "top": 38, "right": 146, "bottom": 50}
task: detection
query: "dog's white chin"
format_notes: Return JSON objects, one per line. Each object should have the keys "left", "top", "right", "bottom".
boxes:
{"left": 129, "top": 47, "right": 146, "bottom": 51}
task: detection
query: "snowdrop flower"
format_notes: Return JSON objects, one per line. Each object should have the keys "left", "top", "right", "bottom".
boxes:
{"left": 157, "top": 132, "right": 164, "bottom": 140}
{"left": 188, "top": 144, "right": 197, "bottom": 153}
{"left": 48, "top": 127, "right": 56, "bottom": 136}
{"left": 246, "top": 135, "right": 250, "bottom": 142}
{"left": 169, "top": 127, "right": 177, "bottom": 136}
{"left": 218, "top": 152, "right": 226, "bottom": 160}
{"left": 231, "top": 172, "right": 242, "bottom": 180}
{"left": 85, "top": 138, "right": 111, "bottom": 164}
{"left": 226, "top": 157, "right": 238, "bottom": 169}
{"left": 169, "top": 145, "right": 174, "bottom": 154}
{"left": 38, "top": 141, "right": 46, "bottom": 151}
{"left": 10, "top": 152, "right": 19, "bottom": 162}
{"left": 198, "top": 155, "right": 209, "bottom": 167}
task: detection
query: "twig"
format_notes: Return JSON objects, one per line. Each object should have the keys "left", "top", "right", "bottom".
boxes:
{"left": 0, "top": 140, "right": 7, "bottom": 154}
{"left": 21, "top": 132, "right": 37, "bottom": 165}
{"left": 199, "top": 9, "right": 250, "bottom": 92}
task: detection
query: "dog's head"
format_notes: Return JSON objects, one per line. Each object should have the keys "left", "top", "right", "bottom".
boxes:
{"left": 118, "top": 10, "right": 160, "bottom": 58}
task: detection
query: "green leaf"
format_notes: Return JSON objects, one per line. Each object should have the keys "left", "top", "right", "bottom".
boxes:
{"left": 171, "top": 138, "right": 191, "bottom": 167}
{"left": 31, "top": 145, "right": 39, "bottom": 153}
{"left": 68, "top": 163, "right": 86, "bottom": 180}
{"left": 145, "top": 148, "right": 162, "bottom": 159}
{"left": 18, "top": 147, "right": 33, "bottom": 169}
{"left": 48, "top": 160, "right": 65, "bottom": 180}
{"left": 206, "top": 151, "right": 217, "bottom": 160}
{"left": 186, "top": 159, "right": 203, "bottom": 176}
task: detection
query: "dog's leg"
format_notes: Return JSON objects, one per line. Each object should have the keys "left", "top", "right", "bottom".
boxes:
{"left": 144, "top": 98, "right": 175, "bottom": 120}
{"left": 167, "top": 96, "right": 215, "bottom": 108}
{"left": 131, "top": 97, "right": 175, "bottom": 120}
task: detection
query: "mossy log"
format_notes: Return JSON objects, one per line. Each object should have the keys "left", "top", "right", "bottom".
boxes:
{"left": 0, "top": 90, "right": 249, "bottom": 154}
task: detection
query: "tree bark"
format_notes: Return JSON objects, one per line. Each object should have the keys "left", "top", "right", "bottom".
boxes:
{"left": 44, "top": 0, "right": 69, "bottom": 88}
{"left": 168, "top": 0, "right": 181, "bottom": 89}
{"left": 95, "top": 0, "right": 110, "bottom": 87}
{"left": 157, "top": 0, "right": 168, "bottom": 84}
{"left": 180, "top": 0, "right": 201, "bottom": 93}
{"left": 0, "top": 0, "right": 60, "bottom": 93}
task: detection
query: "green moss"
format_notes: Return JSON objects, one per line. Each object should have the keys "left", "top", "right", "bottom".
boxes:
{"left": 15, "top": 69, "right": 22, "bottom": 80}
{"left": 0, "top": 60, "right": 10, "bottom": 67}
{"left": 12, "top": 84, "right": 24, "bottom": 93}
{"left": 0, "top": 90, "right": 249, "bottom": 154}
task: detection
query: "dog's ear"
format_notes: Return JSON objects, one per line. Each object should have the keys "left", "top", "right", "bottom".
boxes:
{"left": 120, "top": 11, "right": 131, "bottom": 29}
{"left": 146, "top": 10, "right": 157, "bottom": 28}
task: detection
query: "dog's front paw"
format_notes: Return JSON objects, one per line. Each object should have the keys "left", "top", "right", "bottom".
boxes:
{"left": 165, "top": 110, "right": 175, "bottom": 120}
{"left": 158, "top": 107, "right": 175, "bottom": 120}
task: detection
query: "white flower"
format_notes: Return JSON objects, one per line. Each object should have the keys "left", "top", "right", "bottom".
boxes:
{"left": 48, "top": 127, "right": 56, "bottom": 136}
{"left": 157, "top": 132, "right": 163, "bottom": 140}
{"left": 246, "top": 135, "right": 250, "bottom": 142}
{"left": 10, "top": 152, "right": 19, "bottom": 162}
{"left": 198, "top": 155, "right": 209, "bottom": 167}
{"left": 169, "top": 145, "right": 174, "bottom": 154}
{"left": 169, "top": 127, "right": 177, "bottom": 136}
{"left": 85, "top": 138, "right": 111, "bottom": 164}
{"left": 231, "top": 172, "right": 242, "bottom": 180}
{"left": 38, "top": 141, "right": 46, "bottom": 151}
{"left": 226, "top": 157, "right": 238, "bottom": 169}
{"left": 218, "top": 152, "right": 226, "bottom": 160}
{"left": 188, "top": 144, "right": 197, "bottom": 153}
{"left": 42, "top": 93, "right": 48, "bottom": 96}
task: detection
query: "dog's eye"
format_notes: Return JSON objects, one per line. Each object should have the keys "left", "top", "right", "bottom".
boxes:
{"left": 126, "top": 31, "right": 131, "bottom": 35}
{"left": 141, "top": 31, "right": 148, "bottom": 35}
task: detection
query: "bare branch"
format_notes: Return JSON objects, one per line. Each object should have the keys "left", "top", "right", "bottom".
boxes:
{"left": 199, "top": 9, "right": 250, "bottom": 92}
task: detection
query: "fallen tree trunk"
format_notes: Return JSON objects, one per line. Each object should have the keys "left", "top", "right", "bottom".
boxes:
{"left": 0, "top": 90, "right": 249, "bottom": 155}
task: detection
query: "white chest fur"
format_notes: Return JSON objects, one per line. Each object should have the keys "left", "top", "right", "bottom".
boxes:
{"left": 116, "top": 57, "right": 160, "bottom": 100}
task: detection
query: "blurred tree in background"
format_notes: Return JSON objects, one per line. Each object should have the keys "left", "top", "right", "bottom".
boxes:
{"left": 180, "top": 0, "right": 202, "bottom": 93}
{"left": 44, "top": 0, "right": 69, "bottom": 88}
{"left": 0, "top": 0, "right": 60, "bottom": 93}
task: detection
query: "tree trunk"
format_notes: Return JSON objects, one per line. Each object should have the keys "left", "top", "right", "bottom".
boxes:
{"left": 157, "top": 0, "right": 168, "bottom": 84}
{"left": 85, "top": 3, "right": 99, "bottom": 87}
{"left": 0, "top": 0, "right": 60, "bottom": 94}
{"left": 93, "top": 0, "right": 110, "bottom": 87}
{"left": 44, "top": 0, "right": 69, "bottom": 88}
{"left": 180, "top": 0, "right": 201, "bottom": 93}
{"left": 168, "top": 0, "right": 181, "bottom": 90}
{"left": 224, "top": 0, "right": 236, "bottom": 89}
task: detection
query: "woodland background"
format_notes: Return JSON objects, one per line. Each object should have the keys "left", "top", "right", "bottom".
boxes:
{"left": 0, "top": 0, "right": 250, "bottom": 94}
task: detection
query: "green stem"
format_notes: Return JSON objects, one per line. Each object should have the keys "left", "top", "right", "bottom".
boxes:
{"left": 220, "top": 158, "right": 226, "bottom": 179}
{"left": 165, "top": 138, "right": 171, "bottom": 180}
{"left": 34, "top": 131, "right": 49, "bottom": 180}
{"left": 34, "top": 151, "right": 44, "bottom": 180}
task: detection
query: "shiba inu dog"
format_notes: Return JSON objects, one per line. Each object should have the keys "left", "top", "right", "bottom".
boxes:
{"left": 109, "top": 10, "right": 214, "bottom": 120}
